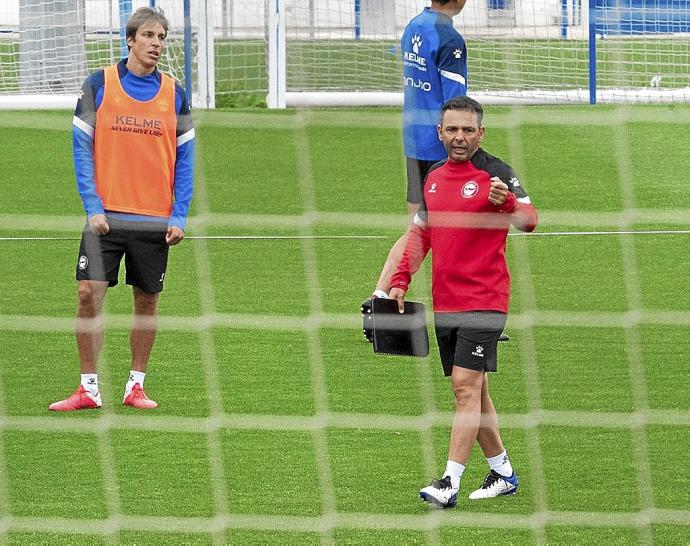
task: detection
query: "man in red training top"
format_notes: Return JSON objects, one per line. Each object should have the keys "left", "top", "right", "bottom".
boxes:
{"left": 389, "top": 96, "right": 538, "bottom": 508}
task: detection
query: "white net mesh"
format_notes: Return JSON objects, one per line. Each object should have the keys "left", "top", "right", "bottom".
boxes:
{"left": 1, "top": 105, "right": 690, "bottom": 541}
{"left": 0, "top": 0, "right": 193, "bottom": 97}
{"left": 1, "top": 1, "right": 690, "bottom": 543}
{"left": 281, "top": 0, "right": 690, "bottom": 103}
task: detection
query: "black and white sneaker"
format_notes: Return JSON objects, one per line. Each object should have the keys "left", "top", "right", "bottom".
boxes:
{"left": 419, "top": 476, "right": 458, "bottom": 508}
{"left": 468, "top": 469, "right": 519, "bottom": 499}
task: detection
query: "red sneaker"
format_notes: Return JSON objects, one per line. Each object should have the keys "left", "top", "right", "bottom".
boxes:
{"left": 49, "top": 385, "right": 102, "bottom": 411}
{"left": 123, "top": 383, "right": 158, "bottom": 409}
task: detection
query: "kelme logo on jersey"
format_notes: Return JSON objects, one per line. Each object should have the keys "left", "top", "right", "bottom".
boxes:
{"left": 111, "top": 115, "right": 163, "bottom": 137}
{"left": 461, "top": 181, "right": 479, "bottom": 198}
{"left": 428, "top": 182, "right": 437, "bottom": 193}
{"left": 453, "top": 48, "right": 462, "bottom": 59}
{"left": 404, "top": 34, "right": 427, "bottom": 67}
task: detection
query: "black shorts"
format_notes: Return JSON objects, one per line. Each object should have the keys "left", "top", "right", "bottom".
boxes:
{"left": 76, "top": 216, "right": 169, "bottom": 293}
{"left": 434, "top": 312, "right": 508, "bottom": 376}
{"left": 406, "top": 157, "right": 439, "bottom": 205}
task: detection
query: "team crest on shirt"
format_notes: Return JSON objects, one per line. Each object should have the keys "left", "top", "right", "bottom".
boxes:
{"left": 78, "top": 255, "right": 88, "bottom": 270}
{"left": 461, "top": 181, "right": 479, "bottom": 198}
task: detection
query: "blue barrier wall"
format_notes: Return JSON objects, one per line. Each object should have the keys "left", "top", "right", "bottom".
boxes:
{"left": 488, "top": 0, "right": 508, "bottom": 9}
{"left": 596, "top": 0, "right": 690, "bottom": 34}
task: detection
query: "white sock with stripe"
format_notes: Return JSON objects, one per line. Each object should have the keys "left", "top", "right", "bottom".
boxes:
{"left": 487, "top": 450, "right": 514, "bottom": 478}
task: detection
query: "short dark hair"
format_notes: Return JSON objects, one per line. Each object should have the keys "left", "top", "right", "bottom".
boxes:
{"left": 440, "top": 96, "right": 484, "bottom": 126}
{"left": 126, "top": 7, "right": 169, "bottom": 47}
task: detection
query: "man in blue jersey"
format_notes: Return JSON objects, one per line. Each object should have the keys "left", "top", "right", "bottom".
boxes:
{"left": 49, "top": 7, "right": 195, "bottom": 411}
{"left": 368, "top": 0, "right": 468, "bottom": 300}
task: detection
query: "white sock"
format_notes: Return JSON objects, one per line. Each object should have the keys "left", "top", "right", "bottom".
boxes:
{"left": 125, "top": 370, "right": 146, "bottom": 397}
{"left": 487, "top": 450, "right": 514, "bottom": 478}
{"left": 442, "top": 460, "right": 465, "bottom": 489}
{"left": 81, "top": 374, "right": 99, "bottom": 396}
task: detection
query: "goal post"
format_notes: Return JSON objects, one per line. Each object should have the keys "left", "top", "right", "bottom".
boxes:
{"left": 118, "top": 0, "right": 132, "bottom": 61}
{"left": 266, "top": 0, "right": 287, "bottom": 109}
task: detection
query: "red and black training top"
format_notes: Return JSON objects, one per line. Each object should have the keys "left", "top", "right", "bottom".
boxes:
{"left": 390, "top": 148, "right": 538, "bottom": 314}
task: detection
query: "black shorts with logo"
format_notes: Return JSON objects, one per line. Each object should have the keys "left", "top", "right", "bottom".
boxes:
{"left": 76, "top": 216, "right": 169, "bottom": 293}
{"left": 406, "top": 157, "right": 440, "bottom": 205}
{"left": 434, "top": 311, "right": 508, "bottom": 376}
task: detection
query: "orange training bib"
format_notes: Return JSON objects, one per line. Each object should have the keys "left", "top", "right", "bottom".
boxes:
{"left": 94, "top": 64, "right": 177, "bottom": 217}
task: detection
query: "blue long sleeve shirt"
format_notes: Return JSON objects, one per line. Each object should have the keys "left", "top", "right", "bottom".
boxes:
{"left": 402, "top": 8, "right": 468, "bottom": 161}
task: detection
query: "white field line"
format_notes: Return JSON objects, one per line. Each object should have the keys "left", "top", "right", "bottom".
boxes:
{"left": 0, "top": 230, "right": 689, "bottom": 242}
{"left": 509, "top": 229, "right": 690, "bottom": 236}
{"left": 0, "top": 235, "right": 386, "bottom": 241}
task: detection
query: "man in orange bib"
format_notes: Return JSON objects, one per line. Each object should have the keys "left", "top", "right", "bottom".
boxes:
{"left": 50, "top": 7, "right": 195, "bottom": 411}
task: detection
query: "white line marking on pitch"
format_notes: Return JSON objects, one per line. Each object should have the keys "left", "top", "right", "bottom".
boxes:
{"left": 186, "top": 235, "right": 386, "bottom": 240}
{"left": 1, "top": 230, "right": 690, "bottom": 242}
{"left": 0, "top": 235, "right": 387, "bottom": 241}
{"left": 509, "top": 230, "right": 690, "bottom": 237}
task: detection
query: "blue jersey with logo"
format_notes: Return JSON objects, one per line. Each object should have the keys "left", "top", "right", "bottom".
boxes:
{"left": 402, "top": 7, "right": 467, "bottom": 161}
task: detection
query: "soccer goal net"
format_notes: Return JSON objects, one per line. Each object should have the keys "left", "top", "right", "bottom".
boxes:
{"left": 0, "top": 0, "right": 214, "bottom": 109}
{"left": 2, "top": 97, "right": 690, "bottom": 545}
{"left": 1, "top": 0, "right": 689, "bottom": 108}
{"left": 264, "top": 0, "right": 690, "bottom": 106}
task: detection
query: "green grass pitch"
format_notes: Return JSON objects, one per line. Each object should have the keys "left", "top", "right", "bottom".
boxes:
{"left": 0, "top": 105, "right": 689, "bottom": 544}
